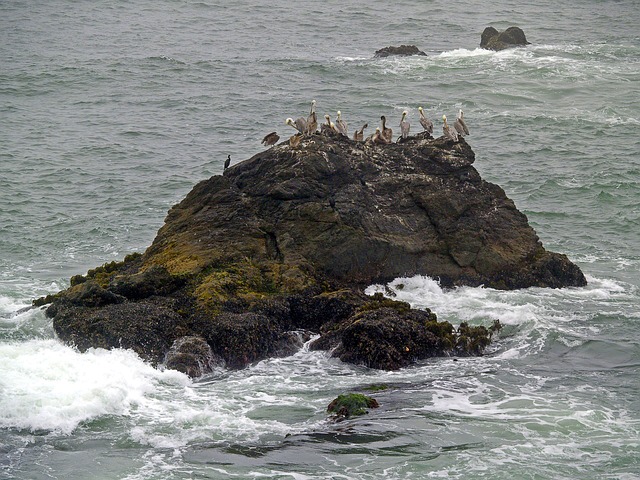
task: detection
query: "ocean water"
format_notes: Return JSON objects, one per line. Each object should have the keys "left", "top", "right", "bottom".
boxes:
{"left": 1, "top": 1, "right": 640, "bottom": 478}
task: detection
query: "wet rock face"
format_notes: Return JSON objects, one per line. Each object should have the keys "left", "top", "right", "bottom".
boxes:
{"left": 374, "top": 45, "right": 427, "bottom": 58}
{"left": 481, "top": 26, "right": 530, "bottom": 51}
{"left": 42, "top": 130, "right": 585, "bottom": 374}
{"left": 163, "top": 335, "right": 222, "bottom": 377}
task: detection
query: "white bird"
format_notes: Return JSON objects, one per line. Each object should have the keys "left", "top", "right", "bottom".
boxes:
{"left": 442, "top": 115, "right": 459, "bottom": 142}
{"left": 399, "top": 110, "right": 410, "bottom": 139}
{"left": 418, "top": 106, "right": 433, "bottom": 135}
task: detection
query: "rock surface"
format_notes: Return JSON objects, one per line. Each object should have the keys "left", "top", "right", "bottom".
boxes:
{"left": 40, "top": 129, "right": 585, "bottom": 375}
{"left": 327, "top": 393, "right": 379, "bottom": 419}
{"left": 374, "top": 45, "right": 427, "bottom": 58}
{"left": 481, "top": 26, "right": 530, "bottom": 51}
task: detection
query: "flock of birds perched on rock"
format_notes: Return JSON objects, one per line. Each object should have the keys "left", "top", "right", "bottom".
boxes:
{"left": 260, "top": 100, "right": 470, "bottom": 148}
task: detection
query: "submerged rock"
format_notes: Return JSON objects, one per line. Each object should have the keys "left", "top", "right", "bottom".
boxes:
{"left": 374, "top": 45, "right": 427, "bottom": 58}
{"left": 327, "top": 393, "right": 379, "bottom": 419}
{"left": 39, "top": 129, "right": 585, "bottom": 374}
{"left": 481, "top": 26, "right": 530, "bottom": 51}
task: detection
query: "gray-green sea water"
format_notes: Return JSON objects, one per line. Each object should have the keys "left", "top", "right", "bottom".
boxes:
{"left": 1, "top": 1, "right": 639, "bottom": 478}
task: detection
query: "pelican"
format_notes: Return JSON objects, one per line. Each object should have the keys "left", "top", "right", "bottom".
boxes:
{"left": 335, "top": 110, "right": 348, "bottom": 137}
{"left": 370, "top": 127, "right": 385, "bottom": 145}
{"left": 321, "top": 114, "right": 335, "bottom": 134}
{"left": 353, "top": 123, "right": 368, "bottom": 141}
{"left": 224, "top": 155, "right": 231, "bottom": 170}
{"left": 399, "top": 110, "right": 410, "bottom": 139}
{"left": 307, "top": 100, "right": 317, "bottom": 134}
{"left": 261, "top": 132, "right": 280, "bottom": 146}
{"left": 454, "top": 109, "right": 469, "bottom": 136}
{"left": 380, "top": 115, "right": 393, "bottom": 144}
{"left": 285, "top": 117, "right": 308, "bottom": 135}
{"left": 442, "top": 115, "right": 459, "bottom": 142}
{"left": 289, "top": 134, "right": 302, "bottom": 148}
{"left": 418, "top": 106, "right": 433, "bottom": 135}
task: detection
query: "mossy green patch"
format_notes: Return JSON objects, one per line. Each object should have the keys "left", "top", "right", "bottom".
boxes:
{"left": 327, "top": 393, "right": 379, "bottom": 418}
{"left": 193, "top": 260, "right": 316, "bottom": 313}
{"left": 357, "top": 292, "right": 411, "bottom": 315}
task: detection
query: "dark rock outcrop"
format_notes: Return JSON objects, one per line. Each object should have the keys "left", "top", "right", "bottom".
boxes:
{"left": 163, "top": 335, "right": 222, "bottom": 377}
{"left": 40, "top": 129, "right": 585, "bottom": 375}
{"left": 481, "top": 26, "right": 530, "bottom": 51}
{"left": 374, "top": 45, "right": 427, "bottom": 58}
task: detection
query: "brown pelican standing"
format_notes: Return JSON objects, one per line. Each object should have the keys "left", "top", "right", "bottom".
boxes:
{"left": 335, "top": 110, "right": 348, "bottom": 137}
{"left": 306, "top": 100, "right": 317, "bottom": 134}
{"left": 380, "top": 115, "right": 393, "bottom": 144}
{"left": 442, "top": 115, "right": 459, "bottom": 142}
{"left": 261, "top": 131, "right": 280, "bottom": 146}
{"left": 321, "top": 114, "right": 335, "bottom": 135}
{"left": 353, "top": 123, "right": 368, "bottom": 141}
{"left": 289, "top": 134, "right": 302, "bottom": 148}
{"left": 224, "top": 155, "right": 231, "bottom": 170}
{"left": 370, "top": 127, "right": 385, "bottom": 145}
{"left": 418, "top": 106, "right": 433, "bottom": 135}
{"left": 286, "top": 117, "right": 308, "bottom": 135}
{"left": 454, "top": 109, "right": 470, "bottom": 136}
{"left": 399, "top": 110, "right": 410, "bottom": 140}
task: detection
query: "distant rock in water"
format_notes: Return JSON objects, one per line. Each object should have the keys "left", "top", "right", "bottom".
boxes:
{"left": 38, "top": 130, "right": 586, "bottom": 375}
{"left": 481, "top": 26, "right": 530, "bottom": 51}
{"left": 374, "top": 45, "right": 427, "bottom": 58}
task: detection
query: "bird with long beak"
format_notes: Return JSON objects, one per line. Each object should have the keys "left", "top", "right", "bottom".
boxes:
{"left": 286, "top": 117, "right": 308, "bottom": 135}
{"left": 418, "top": 106, "right": 433, "bottom": 135}
{"left": 442, "top": 115, "right": 459, "bottom": 142}
{"left": 454, "top": 109, "right": 469, "bottom": 136}
{"left": 335, "top": 110, "right": 348, "bottom": 137}
{"left": 372, "top": 127, "right": 385, "bottom": 144}
{"left": 320, "top": 114, "right": 333, "bottom": 134}
{"left": 399, "top": 110, "right": 410, "bottom": 140}
{"left": 380, "top": 115, "right": 393, "bottom": 144}
{"left": 353, "top": 123, "right": 368, "bottom": 141}
{"left": 306, "top": 100, "right": 317, "bottom": 134}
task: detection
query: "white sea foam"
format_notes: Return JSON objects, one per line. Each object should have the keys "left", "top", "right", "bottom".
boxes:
{"left": 438, "top": 47, "right": 494, "bottom": 59}
{"left": 0, "top": 339, "right": 189, "bottom": 435}
{"left": 365, "top": 275, "right": 539, "bottom": 327}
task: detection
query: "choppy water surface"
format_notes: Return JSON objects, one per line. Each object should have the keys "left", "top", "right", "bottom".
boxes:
{"left": 1, "top": 1, "right": 639, "bottom": 478}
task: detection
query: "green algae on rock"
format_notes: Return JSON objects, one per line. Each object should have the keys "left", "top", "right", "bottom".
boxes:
{"left": 327, "top": 393, "right": 380, "bottom": 418}
{"left": 38, "top": 131, "right": 585, "bottom": 375}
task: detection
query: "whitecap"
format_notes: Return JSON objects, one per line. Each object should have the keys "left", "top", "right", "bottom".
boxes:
{"left": 0, "top": 339, "right": 189, "bottom": 435}
{"left": 437, "top": 47, "right": 494, "bottom": 59}
{"left": 334, "top": 55, "right": 369, "bottom": 62}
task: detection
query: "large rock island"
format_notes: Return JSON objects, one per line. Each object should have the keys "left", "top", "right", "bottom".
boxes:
{"left": 39, "top": 130, "right": 586, "bottom": 375}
